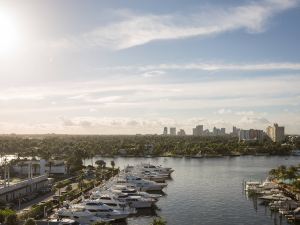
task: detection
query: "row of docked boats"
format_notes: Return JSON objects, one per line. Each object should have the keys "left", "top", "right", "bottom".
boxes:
{"left": 245, "top": 178, "right": 300, "bottom": 222}
{"left": 53, "top": 163, "right": 174, "bottom": 224}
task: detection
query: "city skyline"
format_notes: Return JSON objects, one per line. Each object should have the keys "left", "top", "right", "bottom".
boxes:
{"left": 0, "top": 0, "right": 300, "bottom": 134}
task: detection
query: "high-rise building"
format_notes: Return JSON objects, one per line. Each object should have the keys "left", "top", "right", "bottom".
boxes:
{"left": 232, "top": 126, "right": 240, "bottom": 137}
{"left": 220, "top": 128, "right": 226, "bottom": 135}
{"left": 177, "top": 129, "right": 186, "bottom": 136}
{"left": 163, "top": 127, "right": 168, "bottom": 135}
{"left": 266, "top": 123, "right": 285, "bottom": 142}
{"left": 239, "top": 129, "right": 263, "bottom": 142}
{"left": 193, "top": 125, "right": 203, "bottom": 136}
{"left": 170, "top": 127, "right": 176, "bottom": 136}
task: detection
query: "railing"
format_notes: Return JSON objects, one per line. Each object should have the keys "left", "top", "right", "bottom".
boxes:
{"left": 0, "top": 174, "right": 48, "bottom": 195}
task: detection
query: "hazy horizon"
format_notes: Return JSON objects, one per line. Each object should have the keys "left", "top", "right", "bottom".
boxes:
{"left": 1, "top": 0, "right": 300, "bottom": 135}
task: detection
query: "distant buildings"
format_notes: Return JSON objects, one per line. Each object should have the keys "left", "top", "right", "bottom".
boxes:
{"left": 170, "top": 127, "right": 176, "bottom": 136}
{"left": 231, "top": 126, "right": 240, "bottom": 137}
{"left": 193, "top": 125, "right": 203, "bottom": 136}
{"left": 163, "top": 127, "right": 168, "bottom": 135}
{"left": 239, "top": 129, "right": 264, "bottom": 142}
{"left": 212, "top": 127, "right": 226, "bottom": 136}
{"left": 266, "top": 123, "right": 285, "bottom": 142}
{"left": 177, "top": 129, "right": 186, "bottom": 136}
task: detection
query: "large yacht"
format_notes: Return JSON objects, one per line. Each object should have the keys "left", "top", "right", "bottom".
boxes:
{"left": 76, "top": 200, "right": 130, "bottom": 220}
{"left": 87, "top": 195, "right": 136, "bottom": 214}
{"left": 114, "top": 192, "right": 156, "bottom": 208}
{"left": 110, "top": 184, "right": 162, "bottom": 200}
{"left": 125, "top": 175, "right": 167, "bottom": 191}
{"left": 56, "top": 206, "right": 114, "bottom": 225}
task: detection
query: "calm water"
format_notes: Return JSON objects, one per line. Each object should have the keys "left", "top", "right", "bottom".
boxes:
{"left": 85, "top": 156, "right": 300, "bottom": 225}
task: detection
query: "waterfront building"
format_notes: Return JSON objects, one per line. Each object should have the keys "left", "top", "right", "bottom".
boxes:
{"left": 12, "top": 159, "right": 67, "bottom": 175}
{"left": 0, "top": 165, "right": 50, "bottom": 202}
{"left": 193, "top": 125, "right": 203, "bottom": 136}
{"left": 177, "top": 129, "right": 186, "bottom": 136}
{"left": 266, "top": 123, "right": 285, "bottom": 142}
{"left": 163, "top": 127, "right": 168, "bottom": 135}
{"left": 170, "top": 127, "right": 176, "bottom": 136}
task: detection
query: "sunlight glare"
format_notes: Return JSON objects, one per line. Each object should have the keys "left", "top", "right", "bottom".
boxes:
{"left": 0, "top": 10, "right": 20, "bottom": 57}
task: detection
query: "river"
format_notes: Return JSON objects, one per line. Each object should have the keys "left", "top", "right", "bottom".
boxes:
{"left": 85, "top": 156, "right": 300, "bottom": 225}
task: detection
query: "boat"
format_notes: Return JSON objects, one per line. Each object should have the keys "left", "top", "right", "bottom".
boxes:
{"left": 245, "top": 181, "right": 261, "bottom": 192}
{"left": 110, "top": 184, "right": 162, "bottom": 200}
{"left": 191, "top": 151, "right": 204, "bottom": 158}
{"left": 77, "top": 199, "right": 130, "bottom": 220}
{"left": 46, "top": 218, "right": 79, "bottom": 225}
{"left": 89, "top": 193, "right": 136, "bottom": 214}
{"left": 125, "top": 175, "right": 167, "bottom": 191}
{"left": 291, "top": 149, "right": 300, "bottom": 156}
{"left": 56, "top": 206, "right": 114, "bottom": 225}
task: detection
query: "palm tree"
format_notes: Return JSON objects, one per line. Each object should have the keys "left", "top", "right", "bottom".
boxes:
{"left": 24, "top": 218, "right": 36, "bottom": 225}
{"left": 56, "top": 182, "right": 65, "bottom": 195}
{"left": 111, "top": 161, "right": 115, "bottom": 170}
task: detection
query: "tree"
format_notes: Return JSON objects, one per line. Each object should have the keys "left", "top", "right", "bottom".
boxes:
{"left": 110, "top": 161, "right": 115, "bottom": 170}
{"left": 24, "top": 218, "right": 37, "bottom": 225}
{"left": 56, "top": 182, "right": 65, "bottom": 195}
{"left": 0, "top": 211, "right": 5, "bottom": 223}
{"left": 66, "top": 184, "right": 72, "bottom": 192}
{"left": 150, "top": 217, "right": 167, "bottom": 225}
{"left": 5, "top": 213, "right": 18, "bottom": 225}
{"left": 95, "top": 160, "right": 106, "bottom": 169}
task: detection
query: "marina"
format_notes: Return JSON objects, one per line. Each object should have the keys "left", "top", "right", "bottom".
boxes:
{"left": 41, "top": 163, "right": 173, "bottom": 224}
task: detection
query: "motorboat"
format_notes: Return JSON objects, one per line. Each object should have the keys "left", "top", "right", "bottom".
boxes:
{"left": 77, "top": 199, "right": 130, "bottom": 220}
{"left": 88, "top": 194, "right": 136, "bottom": 214}
{"left": 115, "top": 193, "right": 156, "bottom": 208}
{"left": 56, "top": 206, "right": 114, "bottom": 225}
{"left": 125, "top": 175, "right": 167, "bottom": 191}
{"left": 245, "top": 181, "right": 261, "bottom": 192}
{"left": 110, "top": 184, "right": 162, "bottom": 200}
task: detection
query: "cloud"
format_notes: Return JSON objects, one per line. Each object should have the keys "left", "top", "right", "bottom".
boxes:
{"left": 216, "top": 108, "right": 232, "bottom": 114}
{"left": 238, "top": 116, "right": 270, "bottom": 124}
{"left": 142, "top": 70, "right": 165, "bottom": 78}
{"left": 52, "top": 0, "right": 299, "bottom": 50}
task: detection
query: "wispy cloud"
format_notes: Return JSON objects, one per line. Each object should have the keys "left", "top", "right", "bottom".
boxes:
{"left": 53, "top": 0, "right": 299, "bottom": 50}
{"left": 97, "top": 62, "right": 300, "bottom": 72}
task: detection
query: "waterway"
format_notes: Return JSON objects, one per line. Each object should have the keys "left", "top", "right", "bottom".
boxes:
{"left": 85, "top": 156, "right": 300, "bottom": 225}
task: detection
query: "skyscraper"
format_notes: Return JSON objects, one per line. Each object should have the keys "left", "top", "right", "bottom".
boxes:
{"left": 170, "top": 127, "right": 176, "bottom": 136}
{"left": 193, "top": 125, "right": 203, "bottom": 136}
{"left": 163, "top": 127, "right": 168, "bottom": 135}
{"left": 266, "top": 123, "right": 285, "bottom": 142}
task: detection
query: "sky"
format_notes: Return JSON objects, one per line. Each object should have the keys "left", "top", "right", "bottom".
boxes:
{"left": 0, "top": 0, "right": 300, "bottom": 135}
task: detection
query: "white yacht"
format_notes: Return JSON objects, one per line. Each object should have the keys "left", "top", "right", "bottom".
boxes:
{"left": 245, "top": 181, "right": 261, "bottom": 192}
{"left": 140, "top": 163, "right": 174, "bottom": 176}
{"left": 126, "top": 164, "right": 174, "bottom": 176}
{"left": 125, "top": 175, "right": 167, "bottom": 191}
{"left": 110, "top": 184, "right": 162, "bottom": 200}
{"left": 140, "top": 171, "right": 168, "bottom": 182}
{"left": 57, "top": 206, "right": 114, "bottom": 225}
{"left": 291, "top": 149, "right": 300, "bottom": 156}
{"left": 88, "top": 194, "right": 137, "bottom": 214}
{"left": 115, "top": 192, "right": 156, "bottom": 208}
{"left": 77, "top": 199, "right": 130, "bottom": 220}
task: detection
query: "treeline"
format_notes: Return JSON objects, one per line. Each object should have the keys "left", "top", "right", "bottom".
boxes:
{"left": 0, "top": 134, "right": 298, "bottom": 158}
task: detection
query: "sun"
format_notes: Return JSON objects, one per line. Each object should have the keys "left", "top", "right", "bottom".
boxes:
{"left": 0, "top": 10, "right": 19, "bottom": 56}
